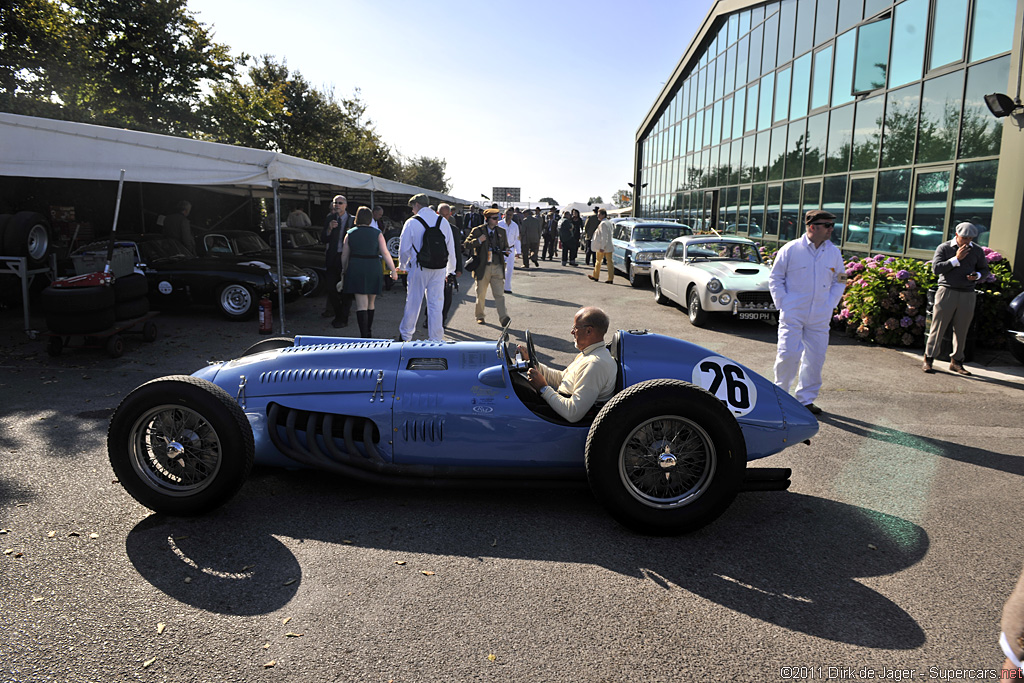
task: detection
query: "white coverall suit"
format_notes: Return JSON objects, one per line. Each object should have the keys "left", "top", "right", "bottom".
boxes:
{"left": 768, "top": 235, "right": 846, "bottom": 406}
{"left": 499, "top": 219, "right": 520, "bottom": 292}
{"left": 398, "top": 207, "right": 456, "bottom": 342}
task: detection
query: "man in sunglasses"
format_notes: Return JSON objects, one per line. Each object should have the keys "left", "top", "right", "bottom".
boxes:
{"left": 322, "top": 195, "right": 354, "bottom": 327}
{"left": 768, "top": 209, "right": 847, "bottom": 416}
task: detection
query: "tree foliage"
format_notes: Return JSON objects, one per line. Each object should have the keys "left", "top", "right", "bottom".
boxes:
{"left": 587, "top": 196, "right": 604, "bottom": 205}
{"left": 396, "top": 155, "right": 451, "bottom": 194}
{"left": 538, "top": 197, "right": 559, "bottom": 206}
{"left": 1, "top": 0, "right": 236, "bottom": 133}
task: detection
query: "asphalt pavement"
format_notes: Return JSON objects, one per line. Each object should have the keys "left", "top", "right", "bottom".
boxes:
{"left": 0, "top": 261, "right": 1022, "bottom": 682}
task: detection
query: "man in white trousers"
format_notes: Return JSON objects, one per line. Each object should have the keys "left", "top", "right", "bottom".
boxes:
{"left": 397, "top": 193, "right": 456, "bottom": 342}
{"left": 499, "top": 207, "right": 520, "bottom": 293}
{"left": 767, "top": 209, "right": 847, "bottom": 416}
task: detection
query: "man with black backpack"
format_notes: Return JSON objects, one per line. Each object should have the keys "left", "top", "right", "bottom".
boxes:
{"left": 397, "top": 193, "right": 456, "bottom": 342}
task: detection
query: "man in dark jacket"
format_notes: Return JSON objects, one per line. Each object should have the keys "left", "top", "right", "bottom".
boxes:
{"left": 520, "top": 209, "right": 542, "bottom": 269}
{"left": 582, "top": 210, "right": 601, "bottom": 266}
{"left": 558, "top": 211, "right": 577, "bottom": 266}
{"left": 922, "top": 222, "right": 989, "bottom": 375}
{"left": 322, "top": 194, "right": 354, "bottom": 327}
{"left": 463, "top": 208, "right": 510, "bottom": 327}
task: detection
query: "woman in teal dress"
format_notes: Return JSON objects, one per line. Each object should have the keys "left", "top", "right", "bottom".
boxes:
{"left": 341, "top": 207, "right": 398, "bottom": 338}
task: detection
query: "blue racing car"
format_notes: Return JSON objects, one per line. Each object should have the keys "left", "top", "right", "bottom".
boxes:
{"left": 108, "top": 328, "right": 817, "bottom": 534}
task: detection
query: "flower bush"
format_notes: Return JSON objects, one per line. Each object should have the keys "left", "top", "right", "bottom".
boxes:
{"left": 833, "top": 248, "right": 1021, "bottom": 348}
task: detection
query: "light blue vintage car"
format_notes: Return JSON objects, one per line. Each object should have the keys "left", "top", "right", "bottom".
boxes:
{"left": 108, "top": 328, "right": 817, "bottom": 534}
{"left": 611, "top": 221, "right": 694, "bottom": 287}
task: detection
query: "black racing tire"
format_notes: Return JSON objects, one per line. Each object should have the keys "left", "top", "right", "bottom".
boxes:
{"left": 240, "top": 336, "right": 294, "bottom": 357}
{"left": 216, "top": 283, "right": 256, "bottom": 321}
{"left": 115, "top": 296, "right": 149, "bottom": 320}
{"left": 3, "top": 211, "right": 51, "bottom": 265}
{"left": 113, "top": 273, "right": 148, "bottom": 301}
{"left": 41, "top": 284, "right": 115, "bottom": 314}
{"left": 142, "top": 321, "right": 158, "bottom": 343}
{"left": 107, "top": 375, "right": 255, "bottom": 515}
{"left": 46, "top": 308, "right": 116, "bottom": 335}
{"left": 585, "top": 379, "right": 747, "bottom": 535}
{"left": 688, "top": 288, "right": 708, "bottom": 327}
{"left": 653, "top": 274, "right": 670, "bottom": 305}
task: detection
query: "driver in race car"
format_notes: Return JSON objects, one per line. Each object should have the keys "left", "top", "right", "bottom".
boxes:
{"left": 521, "top": 306, "right": 617, "bottom": 423}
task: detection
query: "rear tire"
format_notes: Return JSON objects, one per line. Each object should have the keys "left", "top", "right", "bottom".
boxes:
{"left": 3, "top": 211, "right": 50, "bottom": 266}
{"left": 586, "top": 379, "right": 746, "bottom": 535}
{"left": 653, "top": 275, "right": 670, "bottom": 305}
{"left": 216, "top": 283, "right": 255, "bottom": 321}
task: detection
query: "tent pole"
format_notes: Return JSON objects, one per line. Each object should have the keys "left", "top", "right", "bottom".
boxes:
{"left": 273, "top": 180, "right": 286, "bottom": 334}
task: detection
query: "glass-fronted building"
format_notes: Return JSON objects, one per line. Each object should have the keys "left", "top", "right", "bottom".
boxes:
{"left": 634, "top": 0, "right": 1024, "bottom": 273}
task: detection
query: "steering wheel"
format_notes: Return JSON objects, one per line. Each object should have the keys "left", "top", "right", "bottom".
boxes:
{"left": 524, "top": 329, "right": 538, "bottom": 370}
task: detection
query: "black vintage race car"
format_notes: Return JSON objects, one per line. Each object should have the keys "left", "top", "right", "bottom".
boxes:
{"left": 75, "top": 235, "right": 278, "bottom": 320}
{"left": 195, "top": 230, "right": 318, "bottom": 298}
{"left": 260, "top": 226, "right": 323, "bottom": 251}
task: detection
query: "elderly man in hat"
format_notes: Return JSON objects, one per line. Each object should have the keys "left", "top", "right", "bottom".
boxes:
{"left": 922, "top": 221, "right": 989, "bottom": 375}
{"left": 768, "top": 209, "right": 847, "bottom": 416}
{"left": 397, "top": 193, "right": 456, "bottom": 342}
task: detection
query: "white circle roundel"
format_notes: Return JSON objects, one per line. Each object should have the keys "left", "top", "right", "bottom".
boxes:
{"left": 691, "top": 356, "right": 757, "bottom": 417}
{"left": 157, "top": 280, "right": 173, "bottom": 295}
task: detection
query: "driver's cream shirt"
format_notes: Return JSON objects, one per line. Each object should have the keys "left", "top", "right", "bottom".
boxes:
{"left": 536, "top": 341, "right": 617, "bottom": 422}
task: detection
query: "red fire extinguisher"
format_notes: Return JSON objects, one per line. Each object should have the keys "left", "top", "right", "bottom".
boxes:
{"left": 258, "top": 296, "right": 273, "bottom": 334}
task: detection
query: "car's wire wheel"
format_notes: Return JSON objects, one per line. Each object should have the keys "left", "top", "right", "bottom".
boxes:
{"left": 617, "top": 415, "right": 716, "bottom": 508}
{"left": 127, "top": 404, "right": 223, "bottom": 496}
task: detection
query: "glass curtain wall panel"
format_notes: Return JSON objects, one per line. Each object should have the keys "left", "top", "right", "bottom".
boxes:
{"left": 917, "top": 71, "right": 964, "bottom": 163}
{"left": 909, "top": 169, "right": 952, "bottom": 251}
{"left": 888, "top": 0, "right": 927, "bottom": 88}
{"left": 746, "top": 83, "right": 760, "bottom": 134}
{"left": 759, "top": 72, "right": 776, "bottom": 130}
{"left": 823, "top": 175, "right": 847, "bottom": 245}
{"left": 873, "top": 169, "right": 912, "bottom": 251}
{"left": 854, "top": 18, "right": 891, "bottom": 93}
{"left": 741, "top": 134, "right": 756, "bottom": 183}
{"left": 826, "top": 104, "right": 854, "bottom": 174}
{"left": 778, "top": 0, "right": 797, "bottom": 64}
{"left": 733, "top": 86, "right": 747, "bottom": 136}
{"left": 790, "top": 52, "right": 812, "bottom": 119}
{"left": 960, "top": 56, "right": 1010, "bottom": 158}
{"left": 951, "top": 159, "right": 998, "bottom": 246}
{"left": 775, "top": 66, "right": 792, "bottom": 123}
{"left": 785, "top": 119, "right": 808, "bottom": 179}
{"left": 739, "top": 186, "right": 753, "bottom": 232}
{"left": 804, "top": 111, "right": 828, "bottom": 176}
{"left": 846, "top": 176, "right": 876, "bottom": 244}
{"left": 769, "top": 126, "right": 788, "bottom": 180}
{"left": 781, "top": 180, "right": 802, "bottom": 240}
{"left": 815, "top": 0, "right": 839, "bottom": 46}
{"left": 765, "top": 184, "right": 783, "bottom": 236}
{"left": 754, "top": 130, "right": 772, "bottom": 182}
{"left": 864, "top": 0, "right": 895, "bottom": 16}
{"left": 812, "top": 46, "right": 833, "bottom": 110}
{"left": 970, "top": 0, "right": 1015, "bottom": 62}
{"left": 794, "top": 0, "right": 816, "bottom": 57}
{"left": 851, "top": 95, "right": 884, "bottom": 171}
{"left": 832, "top": 30, "right": 857, "bottom": 106}
{"left": 838, "top": 0, "right": 864, "bottom": 33}
{"left": 802, "top": 180, "right": 822, "bottom": 213}
{"left": 751, "top": 183, "right": 767, "bottom": 236}
{"left": 929, "top": 0, "right": 969, "bottom": 70}
{"left": 749, "top": 23, "right": 765, "bottom": 82}
{"left": 881, "top": 84, "right": 921, "bottom": 167}
{"left": 762, "top": 11, "right": 780, "bottom": 76}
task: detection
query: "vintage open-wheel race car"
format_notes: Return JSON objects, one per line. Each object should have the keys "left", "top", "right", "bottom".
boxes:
{"left": 107, "top": 327, "right": 818, "bottom": 535}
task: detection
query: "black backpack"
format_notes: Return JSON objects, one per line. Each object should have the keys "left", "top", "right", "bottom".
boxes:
{"left": 414, "top": 216, "right": 449, "bottom": 269}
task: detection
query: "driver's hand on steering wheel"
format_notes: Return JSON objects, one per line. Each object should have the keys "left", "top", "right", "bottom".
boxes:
{"left": 526, "top": 368, "right": 547, "bottom": 390}
{"left": 517, "top": 343, "right": 530, "bottom": 361}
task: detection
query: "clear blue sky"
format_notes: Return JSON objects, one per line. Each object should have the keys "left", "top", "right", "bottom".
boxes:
{"left": 187, "top": 0, "right": 712, "bottom": 205}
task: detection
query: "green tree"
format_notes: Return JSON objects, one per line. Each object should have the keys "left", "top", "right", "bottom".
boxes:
{"left": 0, "top": 0, "right": 235, "bottom": 134}
{"left": 397, "top": 156, "right": 451, "bottom": 194}
{"left": 538, "top": 197, "right": 559, "bottom": 206}
{"left": 587, "top": 196, "right": 604, "bottom": 205}
{"left": 613, "top": 189, "right": 632, "bottom": 207}
{"left": 202, "top": 56, "right": 398, "bottom": 177}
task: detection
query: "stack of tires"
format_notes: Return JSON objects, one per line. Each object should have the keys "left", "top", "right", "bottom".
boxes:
{"left": 42, "top": 283, "right": 115, "bottom": 335}
{"left": 113, "top": 273, "right": 149, "bottom": 321}
{"left": 0, "top": 211, "right": 51, "bottom": 266}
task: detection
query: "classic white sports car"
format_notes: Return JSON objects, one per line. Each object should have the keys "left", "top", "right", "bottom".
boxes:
{"left": 650, "top": 235, "right": 777, "bottom": 327}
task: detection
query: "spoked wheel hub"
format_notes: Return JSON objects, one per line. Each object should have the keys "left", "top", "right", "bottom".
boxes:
{"left": 618, "top": 416, "right": 717, "bottom": 509}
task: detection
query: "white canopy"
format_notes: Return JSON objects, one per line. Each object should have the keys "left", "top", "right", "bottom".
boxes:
{"left": 0, "top": 112, "right": 468, "bottom": 205}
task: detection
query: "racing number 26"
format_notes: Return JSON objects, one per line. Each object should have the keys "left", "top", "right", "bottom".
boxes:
{"left": 699, "top": 361, "right": 750, "bottom": 410}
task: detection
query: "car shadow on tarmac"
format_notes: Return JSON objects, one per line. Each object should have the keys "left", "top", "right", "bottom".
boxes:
{"left": 819, "top": 412, "right": 1024, "bottom": 476}
{"left": 124, "top": 473, "right": 927, "bottom": 649}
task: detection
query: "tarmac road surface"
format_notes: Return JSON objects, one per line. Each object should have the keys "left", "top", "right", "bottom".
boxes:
{"left": 0, "top": 261, "right": 1022, "bottom": 682}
